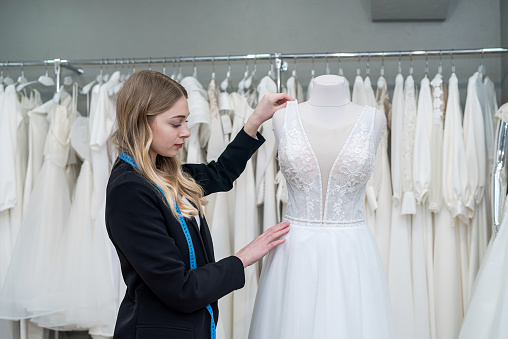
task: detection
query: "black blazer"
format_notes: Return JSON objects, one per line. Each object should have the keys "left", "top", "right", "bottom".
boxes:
{"left": 106, "top": 129, "right": 265, "bottom": 339}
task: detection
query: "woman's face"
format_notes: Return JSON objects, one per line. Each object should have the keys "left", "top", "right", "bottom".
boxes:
{"left": 149, "top": 96, "right": 191, "bottom": 159}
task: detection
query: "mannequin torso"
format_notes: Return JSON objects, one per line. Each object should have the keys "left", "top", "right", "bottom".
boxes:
{"left": 273, "top": 75, "right": 385, "bottom": 209}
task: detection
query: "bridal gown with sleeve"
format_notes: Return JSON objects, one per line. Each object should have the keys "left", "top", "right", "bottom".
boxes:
{"left": 387, "top": 73, "right": 416, "bottom": 339}
{"left": 459, "top": 103, "right": 508, "bottom": 339}
{"left": 434, "top": 73, "right": 468, "bottom": 339}
{"left": 248, "top": 101, "right": 396, "bottom": 339}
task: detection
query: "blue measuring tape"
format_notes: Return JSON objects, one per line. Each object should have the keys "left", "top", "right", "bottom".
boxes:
{"left": 119, "top": 153, "right": 216, "bottom": 339}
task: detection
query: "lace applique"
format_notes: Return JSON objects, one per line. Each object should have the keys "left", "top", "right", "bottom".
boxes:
{"left": 278, "top": 103, "right": 321, "bottom": 220}
{"left": 325, "top": 115, "right": 376, "bottom": 222}
{"left": 401, "top": 76, "right": 417, "bottom": 215}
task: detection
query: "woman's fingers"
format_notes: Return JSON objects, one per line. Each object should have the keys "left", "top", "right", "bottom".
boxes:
{"left": 273, "top": 93, "right": 294, "bottom": 106}
{"left": 271, "top": 226, "right": 290, "bottom": 240}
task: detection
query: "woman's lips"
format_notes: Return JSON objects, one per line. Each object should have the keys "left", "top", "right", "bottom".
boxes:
{"left": 175, "top": 143, "right": 184, "bottom": 148}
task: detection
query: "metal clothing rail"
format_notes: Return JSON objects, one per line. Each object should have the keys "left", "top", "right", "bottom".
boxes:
{"left": 1, "top": 48, "right": 507, "bottom": 93}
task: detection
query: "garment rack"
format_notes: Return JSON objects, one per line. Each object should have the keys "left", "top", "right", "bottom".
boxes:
{"left": 1, "top": 47, "right": 507, "bottom": 93}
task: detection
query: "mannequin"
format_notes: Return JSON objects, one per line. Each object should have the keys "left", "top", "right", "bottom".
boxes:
{"left": 273, "top": 74, "right": 385, "bottom": 206}
{"left": 250, "top": 74, "right": 396, "bottom": 339}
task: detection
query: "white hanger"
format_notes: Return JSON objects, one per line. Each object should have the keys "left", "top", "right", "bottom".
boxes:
{"left": 220, "top": 56, "right": 232, "bottom": 93}
{"left": 162, "top": 58, "right": 167, "bottom": 76}
{"left": 356, "top": 53, "right": 361, "bottom": 76}
{"left": 424, "top": 52, "right": 429, "bottom": 76}
{"left": 171, "top": 58, "right": 177, "bottom": 80}
{"left": 268, "top": 55, "right": 275, "bottom": 79}
{"left": 291, "top": 57, "right": 297, "bottom": 78}
{"left": 176, "top": 58, "right": 183, "bottom": 82}
{"left": 409, "top": 52, "right": 414, "bottom": 76}
{"left": 237, "top": 59, "right": 250, "bottom": 92}
{"left": 63, "top": 75, "right": 73, "bottom": 86}
{"left": 478, "top": 50, "right": 487, "bottom": 78}
{"left": 338, "top": 55, "right": 344, "bottom": 77}
{"left": 16, "top": 63, "right": 28, "bottom": 84}
{"left": 244, "top": 56, "right": 257, "bottom": 89}
{"left": 377, "top": 53, "right": 386, "bottom": 89}
{"left": 102, "top": 59, "right": 110, "bottom": 82}
{"left": 311, "top": 55, "right": 315, "bottom": 78}
{"left": 2, "top": 62, "right": 14, "bottom": 85}
{"left": 366, "top": 53, "right": 371, "bottom": 78}
{"left": 192, "top": 57, "right": 198, "bottom": 78}
{"left": 16, "top": 62, "right": 55, "bottom": 92}
{"left": 380, "top": 52, "right": 385, "bottom": 77}
{"left": 450, "top": 51, "right": 456, "bottom": 74}
{"left": 398, "top": 52, "right": 402, "bottom": 74}
{"left": 325, "top": 53, "right": 330, "bottom": 75}
{"left": 438, "top": 51, "right": 443, "bottom": 74}
{"left": 211, "top": 57, "right": 216, "bottom": 81}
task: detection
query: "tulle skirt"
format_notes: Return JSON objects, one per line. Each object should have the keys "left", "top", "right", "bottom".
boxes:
{"left": 0, "top": 160, "right": 117, "bottom": 332}
{"left": 249, "top": 221, "right": 397, "bottom": 339}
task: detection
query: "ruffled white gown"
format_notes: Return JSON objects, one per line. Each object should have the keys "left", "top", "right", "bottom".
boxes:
{"left": 249, "top": 101, "right": 396, "bottom": 339}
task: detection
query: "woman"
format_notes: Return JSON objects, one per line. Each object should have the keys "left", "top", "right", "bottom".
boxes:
{"left": 106, "top": 70, "right": 291, "bottom": 339}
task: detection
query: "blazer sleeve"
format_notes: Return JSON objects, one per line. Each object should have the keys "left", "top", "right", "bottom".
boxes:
{"left": 107, "top": 178, "right": 245, "bottom": 313}
{"left": 182, "top": 128, "right": 265, "bottom": 196}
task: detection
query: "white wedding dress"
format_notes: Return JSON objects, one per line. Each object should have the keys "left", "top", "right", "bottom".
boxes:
{"left": 249, "top": 101, "right": 397, "bottom": 339}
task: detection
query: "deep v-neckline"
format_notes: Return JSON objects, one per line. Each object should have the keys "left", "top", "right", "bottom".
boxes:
{"left": 293, "top": 102, "right": 367, "bottom": 219}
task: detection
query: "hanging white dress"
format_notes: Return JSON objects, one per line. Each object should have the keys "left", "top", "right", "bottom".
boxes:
{"left": 0, "top": 94, "right": 76, "bottom": 321}
{"left": 462, "top": 72, "right": 488, "bottom": 310}
{"left": 476, "top": 74, "right": 498, "bottom": 256}
{"left": 88, "top": 71, "right": 123, "bottom": 338}
{"left": 387, "top": 73, "right": 416, "bottom": 339}
{"left": 413, "top": 75, "right": 434, "bottom": 339}
{"left": 206, "top": 81, "right": 234, "bottom": 339}
{"left": 434, "top": 73, "right": 467, "bottom": 339}
{"left": 181, "top": 76, "right": 210, "bottom": 164}
{"left": 459, "top": 103, "right": 508, "bottom": 339}
{"left": 428, "top": 72, "right": 446, "bottom": 339}
{"left": 249, "top": 101, "right": 396, "bottom": 339}
{"left": 256, "top": 76, "right": 278, "bottom": 232}
{"left": 286, "top": 76, "right": 305, "bottom": 103}
{"left": 230, "top": 93, "right": 259, "bottom": 339}
{"left": 0, "top": 85, "right": 21, "bottom": 289}
{"left": 373, "top": 75, "right": 392, "bottom": 273}
{"left": 35, "top": 116, "right": 117, "bottom": 335}
{"left": 21, "top": 90, "right": 43, "bottom": 210}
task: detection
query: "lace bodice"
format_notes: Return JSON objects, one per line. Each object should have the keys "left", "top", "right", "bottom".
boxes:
{"left": 278, "top": 101, "right": 377, "bottom": 225}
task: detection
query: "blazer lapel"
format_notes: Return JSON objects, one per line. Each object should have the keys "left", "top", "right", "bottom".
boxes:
{"left": 186, "top": 216, "right": 211, "bottom": 264}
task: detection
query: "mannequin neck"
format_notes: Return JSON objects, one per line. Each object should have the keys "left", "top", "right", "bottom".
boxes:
{"left": 308, "top": 75, "right": 350, "bottom": 107}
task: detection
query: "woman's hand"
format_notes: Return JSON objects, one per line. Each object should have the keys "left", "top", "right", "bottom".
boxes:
{"left": 234, "top": 221, "right": 290, "bottom": 268}
{"left": 244, "top": 93, "right": 294, "bottom": 137}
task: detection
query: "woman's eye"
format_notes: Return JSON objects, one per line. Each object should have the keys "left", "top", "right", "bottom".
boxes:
{"left": 171, "top": 124, "right": 182, "bottom": 128}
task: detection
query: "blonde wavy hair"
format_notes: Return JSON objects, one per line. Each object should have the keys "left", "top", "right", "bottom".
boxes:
{"left": 111, "top": 70, "right": 205, "bottom": 219}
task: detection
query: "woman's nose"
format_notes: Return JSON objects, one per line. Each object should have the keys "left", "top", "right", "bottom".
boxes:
{"left": 181, "top": 126, "right": 191, "bottom": 139}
